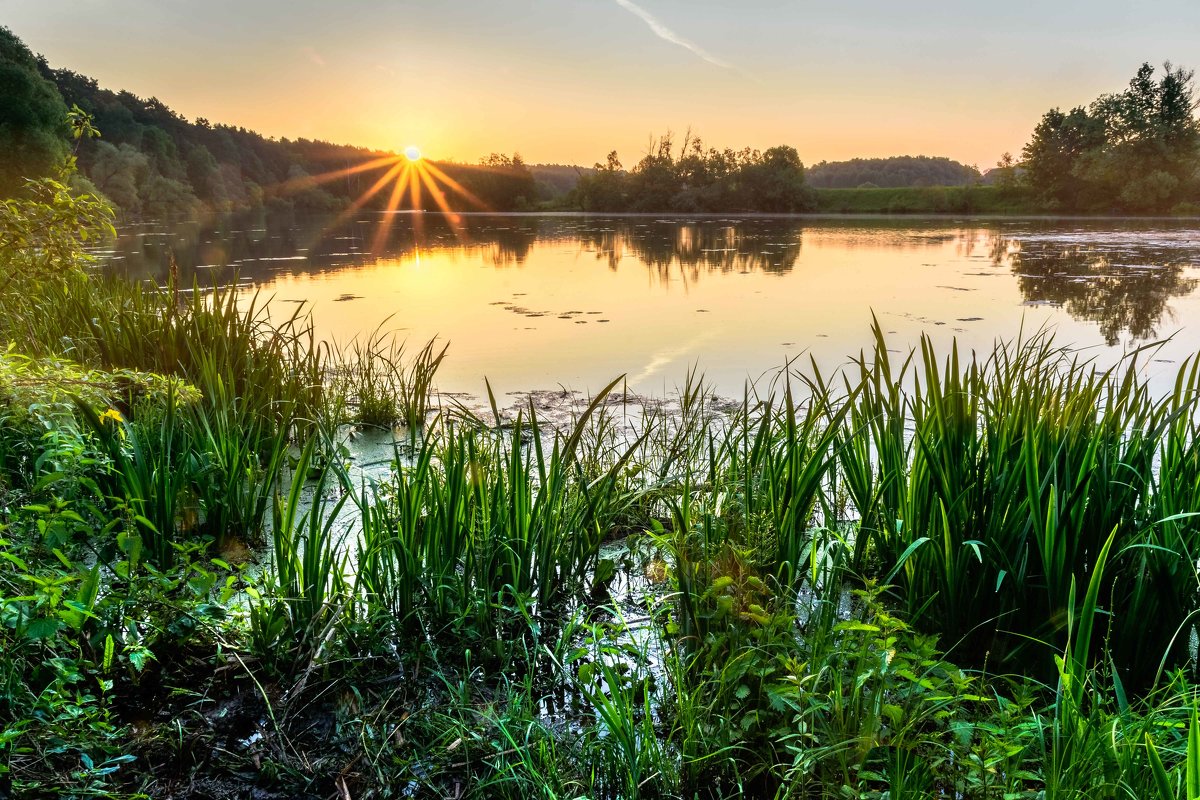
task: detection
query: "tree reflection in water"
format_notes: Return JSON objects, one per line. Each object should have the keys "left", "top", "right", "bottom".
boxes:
{"left": 1002, "top": 237, "right": 1198, "bottom": 345}
{"left": 103, "top": 213, "right": 1200, "bottom": 350}
{"left": 576, "top": 220, "right": 803, "bottom": 281}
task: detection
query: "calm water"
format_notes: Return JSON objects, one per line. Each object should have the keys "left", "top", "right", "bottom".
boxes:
{"left": 98, "top": 212, "right": 1200, "bottom": 397}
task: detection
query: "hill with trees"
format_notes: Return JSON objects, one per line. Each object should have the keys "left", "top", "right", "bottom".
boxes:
{"left": 0, "top": 27, "right": 537, "bottom": 216}
{"left": 806, "top": 156, "right": 981, "bottom": 189}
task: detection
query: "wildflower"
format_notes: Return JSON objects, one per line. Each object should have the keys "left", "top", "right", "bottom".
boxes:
{"left": 99, "top": 408, "right": 126, "bottom": 439}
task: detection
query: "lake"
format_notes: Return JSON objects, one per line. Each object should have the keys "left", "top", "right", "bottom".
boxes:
{"left": 97, "top": 211, "right": 1200, "bottom": 398}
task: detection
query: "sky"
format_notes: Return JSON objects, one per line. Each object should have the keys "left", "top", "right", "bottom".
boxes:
{"left": 4, "top": 0, "right": 1200, "bottom": 169}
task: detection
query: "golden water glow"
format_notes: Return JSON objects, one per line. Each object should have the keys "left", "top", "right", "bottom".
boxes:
{"left": 236, "top": 219, "right": 1200, "bottom": 399}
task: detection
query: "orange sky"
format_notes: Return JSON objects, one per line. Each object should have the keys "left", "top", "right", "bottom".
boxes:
{"left": 6, "top": 0, "right": 1200, "bottom": 168}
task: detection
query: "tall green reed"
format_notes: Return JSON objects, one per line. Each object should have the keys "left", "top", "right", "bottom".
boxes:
{"left": 837, "top": 320, "right": 1198, "bottom": 681}
{"left": 353, "top": 376, "right": 640, "bottom": 640}
{"left": 332, "top": 326, "right": 448, "bottom": 428}
{"left": 77, "top": 389, "right": 196, "bottom": 566}
{"left": 249, "top": 437, "right": 350, "bottom": 676}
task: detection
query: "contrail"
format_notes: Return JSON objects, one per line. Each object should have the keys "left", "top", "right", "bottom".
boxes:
{"left": 612, "top": 0, "right": 733, "bottom": 70}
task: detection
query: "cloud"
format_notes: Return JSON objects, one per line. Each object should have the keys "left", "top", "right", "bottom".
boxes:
{"left": 302, "top": 46, "right": 326, "bottom": 67}
{"left": 612, "top": 0, "right": 733, "bottom": 70}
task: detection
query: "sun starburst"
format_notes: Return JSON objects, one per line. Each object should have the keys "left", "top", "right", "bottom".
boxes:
{"left": 275, "top": 148, "right": 487, "bottom": 251}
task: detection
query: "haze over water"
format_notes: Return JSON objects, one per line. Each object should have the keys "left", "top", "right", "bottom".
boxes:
{"left": 102, "top": 213, "right": 1200, "bottom": 398}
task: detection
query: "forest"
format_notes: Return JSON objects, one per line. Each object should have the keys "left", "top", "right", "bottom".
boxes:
{"left": 805, "top": 155, "right": 981, "bottom": 189}
{"left": 0, "top": 27, "right": 540, "bottom": 217}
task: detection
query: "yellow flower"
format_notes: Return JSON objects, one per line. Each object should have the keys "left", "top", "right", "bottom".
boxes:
{"left": 98, "top": 408, "right": 126, "bottom": 438}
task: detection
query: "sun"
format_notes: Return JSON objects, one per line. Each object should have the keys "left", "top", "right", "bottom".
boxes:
{"left": 275, "top": 144, "right": 487, "bottom": 251}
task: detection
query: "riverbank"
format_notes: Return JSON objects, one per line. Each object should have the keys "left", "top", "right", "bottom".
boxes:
{"left": 812, "top": 184, "right": 1034, "bottom": 214}
{"left": 546, "top": 184, "right": 1200, "bottom": 216}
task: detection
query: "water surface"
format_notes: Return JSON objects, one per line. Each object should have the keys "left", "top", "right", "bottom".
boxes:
{"left": 100, "top": 212, "right": 1200, "bottom": 397}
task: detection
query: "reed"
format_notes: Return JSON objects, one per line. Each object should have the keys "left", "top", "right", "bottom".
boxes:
{"left": 249, "top": 436, "right": 350, "bottom": 676}
{"left": 77, "top": 388, "right": 195, "bottom": 566}
{"left": 332, "top": 327, "right": 448, "bottom": 429}
{"left": 836, "top": 321, "right": 1198, "bottom": 682}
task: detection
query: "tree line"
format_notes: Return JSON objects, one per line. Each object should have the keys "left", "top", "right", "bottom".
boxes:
{"left": 0, "top": 27, "right": 537, "bottom": 216}
{"left": 5, "top": 23, "right": 1200, "bottom": 217}
{"left": 1021, "top": 61, "right": 1200, "bottom": 214}
{"left": 570, "top": 132, "right": 816, "bottom": 213}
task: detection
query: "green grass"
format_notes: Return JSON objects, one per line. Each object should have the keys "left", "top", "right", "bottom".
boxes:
{"left": 813, "top": 184, "right": 1036, "bottom": 214}
{"left": 332, "top": 326, "right": 448, "bottom": 429}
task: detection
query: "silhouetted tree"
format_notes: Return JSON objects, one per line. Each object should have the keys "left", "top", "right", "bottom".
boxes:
{"left": 570, "top": 132, "right": 816, "bottom": 213}
{"left": 572, "top": 151, "right": 628, "bottom": 211}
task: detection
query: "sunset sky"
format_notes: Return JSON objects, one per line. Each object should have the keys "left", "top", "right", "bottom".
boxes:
{"left": 5, "top": 0, "right": 1199, "bottom": 169}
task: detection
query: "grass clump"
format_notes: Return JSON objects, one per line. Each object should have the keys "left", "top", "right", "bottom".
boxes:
{"left": 332, "top": 326, "right": 448, "bottom": 429}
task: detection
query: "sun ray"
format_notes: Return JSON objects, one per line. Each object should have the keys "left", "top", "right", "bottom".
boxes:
{"left": 276, "top": 154, "right": 402, "bottom": 195}
{"left": 287, "top": 149, "right": 501, "bottom": 260}
{"left": 370, "top": 162, "right": 413, "bottom": 255}
{"left": 416, "top": 166, "right": 468, "bottom": 242}
{"left": 323, "top": 160, "right": 407, "bottom": 238}
{"left": 422, "top": 161, "right": 491, "bottom": 211}
{"left": 408, "top": 163, "right": 425, "bottom": 246}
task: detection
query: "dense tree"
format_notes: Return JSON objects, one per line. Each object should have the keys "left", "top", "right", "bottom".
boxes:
{"left": 570, "top": 132, "right": 816, "bottom": 213}
{"left": 0, "top": 27, "right": 69, "bottom": 196}
{"left": 806, "top": 156, "right": 980, "bottom": 189}
{"left": 1022, "top": 62, "right": 1200, "bottom": 213}
{"left": 1021, "top": 107, "right": 1107, "bottom": 208}
{"left": 89, "top": 141, "right": 149, "bottom": 211}
{"left": 573, "top": 151, "right": 628, "bottom": 211}
{"left": 738, "top": 145, "right": 810, "bottom": 212}
{"left": 628, "top": 134, "right": 685, "bottom": 212}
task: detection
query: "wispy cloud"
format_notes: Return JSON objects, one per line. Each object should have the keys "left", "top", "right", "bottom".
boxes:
{"left": 612, "top": 0, "right": 733, "bottom": 70}
{"left": 301, "top": 46, "right": 326, "bottom": 67}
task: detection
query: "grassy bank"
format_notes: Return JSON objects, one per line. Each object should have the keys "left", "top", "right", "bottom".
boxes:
{"left": 812, "top": 185, "right": 1036, "bottom": 215}
{"left": 6, "top": 172, "right": 1200, "bottom": 798}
